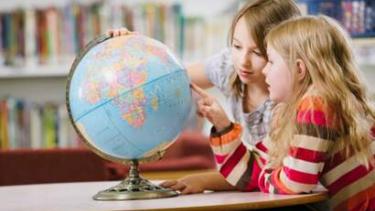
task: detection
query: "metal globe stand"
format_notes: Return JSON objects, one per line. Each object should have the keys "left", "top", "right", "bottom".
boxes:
{"left": 93, "top": 160, "right": 178, "bottom": 200}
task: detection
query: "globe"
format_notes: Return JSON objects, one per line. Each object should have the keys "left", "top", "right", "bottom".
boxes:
{"left": 66, "top": 34, "right": 192, "bottom": 200}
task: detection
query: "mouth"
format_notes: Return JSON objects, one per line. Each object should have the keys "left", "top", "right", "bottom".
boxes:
{"left": 239, "top": 70, "right": 253, "bottom": 78}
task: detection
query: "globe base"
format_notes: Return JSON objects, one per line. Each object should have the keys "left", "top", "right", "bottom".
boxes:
{"left": 93, "top": 160, "right": 178, "bottom": 200}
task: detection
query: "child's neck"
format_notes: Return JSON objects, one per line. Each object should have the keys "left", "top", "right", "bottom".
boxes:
{"left": 243, "top": 82, "right": 269, "bottom": 113}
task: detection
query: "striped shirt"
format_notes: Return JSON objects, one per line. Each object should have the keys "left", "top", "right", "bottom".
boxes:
{"left": 209, "top": 95, "right": 375, "bottom": 211}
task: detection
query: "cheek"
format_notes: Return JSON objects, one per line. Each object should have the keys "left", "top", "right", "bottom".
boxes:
{"left": 252, "top": 56, "right": 267, "bottom": 71}
{"left": 268, "top": 70, "right": 290, "bottom": 102}
{"left": 231, "top": 50, "right": 240, "bottom": 68}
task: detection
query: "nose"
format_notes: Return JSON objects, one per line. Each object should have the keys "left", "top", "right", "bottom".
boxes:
{"left": 239, "top": 51, "right": 251, "bottom": 67}
{"left": 262, "top": 63, "right": 269, "bottom": 76}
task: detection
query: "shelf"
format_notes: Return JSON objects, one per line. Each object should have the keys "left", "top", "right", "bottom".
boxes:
{"left": 0, "top": 63, "right": 71, "bottom": 79}
{"left": 0, "top": 37, "right": 373, "bottom": 79}
{"left": 351, "top": 38, "right": 375, "bottom": 67}
{"left": 352, "top": 37, "right": 375, "bottom": 46}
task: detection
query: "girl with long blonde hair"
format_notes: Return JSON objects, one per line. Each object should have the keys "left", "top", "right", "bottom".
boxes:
{"left": 193, "top": 15, "right": 375, "bottom": 210}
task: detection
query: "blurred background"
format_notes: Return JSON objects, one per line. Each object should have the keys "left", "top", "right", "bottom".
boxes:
{"left": 0, "top": 0, "right": 374, "bottom": 150}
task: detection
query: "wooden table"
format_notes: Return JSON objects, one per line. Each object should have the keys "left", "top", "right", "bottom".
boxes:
{"left": 0, "top": 180, "right": 328, "bottom": 211}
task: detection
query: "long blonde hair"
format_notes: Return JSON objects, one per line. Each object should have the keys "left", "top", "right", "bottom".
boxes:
{"left": 228, "top": 0, "right": 300, "bottom": 98}
{"left": 266, "top": 16, "right": 375, "bottom": 168}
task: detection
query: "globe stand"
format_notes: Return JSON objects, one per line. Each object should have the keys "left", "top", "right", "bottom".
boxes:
{"left": 93, "top": 160, "right": 178, "bottom": 200}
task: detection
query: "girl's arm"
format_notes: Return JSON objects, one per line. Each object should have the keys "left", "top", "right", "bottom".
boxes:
{"left": 258, "top": 96, "right": 336, "bottom": 194}
{"left": 191, "top": 83, "right": 267, "bottom": 191}
{"left": 186, "top": 63, "right": 214, "bottom": 89}
{"left": 209, "top": 123, "right": 268, "bottom": 191}
{"left": 160, "top": 171, "right": 236, "bottom": 194}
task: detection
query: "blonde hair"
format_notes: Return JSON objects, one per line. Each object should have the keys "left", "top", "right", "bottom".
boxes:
{"left": 266, "top": 15, "right": 375, "bottom": 168}
{"left": 228, "top": 0, "right": 301, "bottom": 98}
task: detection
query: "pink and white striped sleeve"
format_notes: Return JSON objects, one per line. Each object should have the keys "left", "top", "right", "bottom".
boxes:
{"left": 209, "top": 123, "right": 268, "bottom": 191}
{"left": 258, "top": 96, "right": 336, "bottom": 194}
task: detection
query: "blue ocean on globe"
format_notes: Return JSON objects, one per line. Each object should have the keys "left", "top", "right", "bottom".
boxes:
{"left": 67, "top": 35, "right": 192, "bottom": 160}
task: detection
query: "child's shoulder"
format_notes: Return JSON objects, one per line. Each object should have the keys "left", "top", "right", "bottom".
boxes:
{"left": 297, "top": 87, "right": 332, "bottom": 111}
{"left": 298, "top": 94, "right": 328, "bottom": 113}
{"left": 297, "top": 92, "right": 337, "bottom": 128}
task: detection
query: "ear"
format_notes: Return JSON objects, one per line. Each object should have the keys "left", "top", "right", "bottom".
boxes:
{"left": 296, "top": 59, "right": 307, "bottom": 81}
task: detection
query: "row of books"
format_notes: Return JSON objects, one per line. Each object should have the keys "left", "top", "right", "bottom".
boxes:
{"left": 0, "top": 97, "right": 80, "bottom": 149}
{"left": 297, "top": 0, "right": 375, "bottom": 37}
{"left": 0, "top": 1, "right": 231, "bottom": 68}
{"left": 0, "top": 2, "right": 182, "bottom": 67}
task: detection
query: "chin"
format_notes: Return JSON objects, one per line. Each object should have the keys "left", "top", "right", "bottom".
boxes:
{"left": 269, "top": 93, "right": 280, "bottom": 103}
{"left": 271, "top": 96, "right": 287, "bottom": 104}
{"left": 238, "top": 76, "right": 254, "bottom": 84}
{"left": 239, "top": 78, "right": 249, "bottom": 84}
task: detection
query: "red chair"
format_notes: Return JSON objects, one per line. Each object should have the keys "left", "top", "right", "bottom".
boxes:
{"left": 0, "top": 131, "right": 215, "bottom": 185}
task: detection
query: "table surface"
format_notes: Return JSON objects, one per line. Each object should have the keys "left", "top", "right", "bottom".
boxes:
{"left": 0, "top": 180, "right": 328, "bottom": 211}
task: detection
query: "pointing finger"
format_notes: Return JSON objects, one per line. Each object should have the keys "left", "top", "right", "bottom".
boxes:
{"left": 190, "top": 83, "right": 209, "bottom": 98}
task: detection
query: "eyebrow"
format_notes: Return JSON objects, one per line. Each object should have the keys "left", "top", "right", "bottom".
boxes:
{"left": 232, "top": 38, "right": 260, "bottom": 51}
{"left": 233, "top": 37, "right": 260, "bottom": 51}
{"left": 233, "top": 38, "right": 241, "bottom": 43}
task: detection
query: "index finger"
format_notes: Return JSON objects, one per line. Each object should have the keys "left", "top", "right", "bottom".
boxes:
{"left": 190, "top": 83, "right": 209, "bottom": 98}
{"left": 160, "top": 180, "right": 177, "bottom": 188}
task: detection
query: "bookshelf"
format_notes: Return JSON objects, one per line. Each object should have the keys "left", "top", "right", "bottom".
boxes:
{"left": 296, "top": 0, "right": 375, "bottom": 96}
{"left": 0, "top": 0, "right": 237, "bottom": 149}
{"left": 0, "top": 0, "right": 235, "bottom": 77}
{"left": 0, "top": 64, "right": 70, "bottom": 78}
{"left": 1, "top": 0, "right": 375, "bottom": 150}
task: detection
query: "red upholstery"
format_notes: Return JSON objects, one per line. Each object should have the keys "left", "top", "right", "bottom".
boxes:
{"left": 0, "top": 131, "right": 215, "bottom": 185}
{"left": 0, "top": 148, "right": 109, "bottom": 185}
{"left": 106, "top": 131, "right": 216, "bottom": 180}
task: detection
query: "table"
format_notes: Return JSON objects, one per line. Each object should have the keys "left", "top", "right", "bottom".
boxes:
{"left": 0, "top": 180, "right": 328, "bottom": 211}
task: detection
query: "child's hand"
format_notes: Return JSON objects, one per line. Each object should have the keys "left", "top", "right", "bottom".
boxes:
{"left": 191, "top": 83, "right": 231, "bottom": 131}
{"left": 106, "top": 27, "right": 137, "bottom": 37}
{"left": 160, "top": 175, "right": 206, "bottom": 194}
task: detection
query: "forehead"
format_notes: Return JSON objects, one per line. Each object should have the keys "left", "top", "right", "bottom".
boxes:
{"left": 233, "top": 17, "right": 257, "bottom": 47}
{"left": 267, "top": 46, "right": 285, "bottom": 62}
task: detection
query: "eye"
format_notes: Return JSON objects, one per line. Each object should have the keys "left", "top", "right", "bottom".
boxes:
{"left": 232, "top": 44, "right": 241, "bottom": 50}
{"left": 253, "top": 50, "right": 262, "bottom": 56}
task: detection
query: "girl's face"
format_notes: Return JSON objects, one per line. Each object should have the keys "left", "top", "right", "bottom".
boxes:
{"left": 262, "top": 46, "right": 292, "bottom": 103}
{"left": 231, "top": 17, "right": 267, "bottom": 84}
